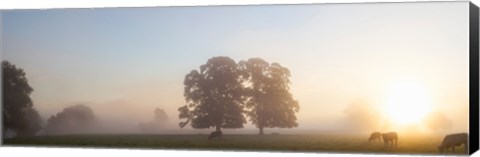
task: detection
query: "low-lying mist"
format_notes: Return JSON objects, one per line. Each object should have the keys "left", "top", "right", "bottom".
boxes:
{"left": 34, "top": 98, "right": 467, "bottom": 136}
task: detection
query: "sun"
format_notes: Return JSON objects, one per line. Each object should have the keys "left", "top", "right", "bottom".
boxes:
{"left": 383, "top": 77, "right": 432, "bottom": 127}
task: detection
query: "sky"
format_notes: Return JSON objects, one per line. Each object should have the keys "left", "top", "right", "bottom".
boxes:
{"left": 1, "top": 1, "right": 470, "bottom": 134}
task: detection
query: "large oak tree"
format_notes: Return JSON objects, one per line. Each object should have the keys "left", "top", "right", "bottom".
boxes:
{"left": 240, "top": 58, "right": 299, "bottom": 135}
{"left": 178, "top": 56, "right": 246, "bottom": 132}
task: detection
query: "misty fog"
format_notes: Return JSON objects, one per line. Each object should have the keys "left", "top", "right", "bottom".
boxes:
{"left": 31, "top": 96, "right": 467, "bottom": 136}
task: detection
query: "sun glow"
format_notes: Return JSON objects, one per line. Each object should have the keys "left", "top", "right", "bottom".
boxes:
{"left": 383, "top": 78, "right": 433, "bottom": 127}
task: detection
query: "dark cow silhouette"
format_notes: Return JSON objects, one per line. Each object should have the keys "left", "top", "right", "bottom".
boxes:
{"left": 208, "top": 130, "right": 223, "bottom": 140}
{"left": 369, "top": 131, "right": 382, "bottom": 142}
{"left": 382, "top": 132, "right": 398, "bottom": 147}
{"left": 438, "top": 133, "right": 468, "bottom": 153}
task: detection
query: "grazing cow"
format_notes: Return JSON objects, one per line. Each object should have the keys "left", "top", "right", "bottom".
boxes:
{"left": 438, "top": 133, "right": 468, "bottom": 153}
{"left": 208, "top": 130, "right": 223, "bottom": 140}
{"left": 382, "top": 132, "right": 398, "bottom": 147}
{"left": 369, "top": 132, "right": 382, "bottom": 142}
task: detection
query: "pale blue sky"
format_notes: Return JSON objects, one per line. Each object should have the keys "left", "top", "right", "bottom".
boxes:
{"left": 1, "top": 2, "right": 470, "bottom": 133}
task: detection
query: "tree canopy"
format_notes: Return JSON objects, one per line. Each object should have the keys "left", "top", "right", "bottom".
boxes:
{"left": 239, "top": 58, "right": 299, "bottom": 134}
{"left": 139, "top": 108, "right": 169, "bottom": 133}
{"left": 178, "top": 56, "right": 246, "bottom": 131}
{"left": 43, "top": 104, "right": 96, "bottom": 135}
{"left": 178, "top": 57, "right": 299, "bottom": 134}
{"left": 2, "top": 60, "right": 42, "bottom": 137}
{"left": 343, "top": 100, "right": 381, "bottom": 132}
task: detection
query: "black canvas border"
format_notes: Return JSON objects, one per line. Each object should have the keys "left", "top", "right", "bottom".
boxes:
{"left": 469, "top": 1, "right": 479, "bottom": 155}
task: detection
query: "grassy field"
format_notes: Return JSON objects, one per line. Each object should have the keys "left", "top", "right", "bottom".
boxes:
{"left": 2, "top": 133, "right": 468, "bottom": 155}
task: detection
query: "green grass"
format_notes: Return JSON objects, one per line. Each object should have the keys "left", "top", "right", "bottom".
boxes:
{"left": 3, "top": 133, "right": 468, "bottom": 155}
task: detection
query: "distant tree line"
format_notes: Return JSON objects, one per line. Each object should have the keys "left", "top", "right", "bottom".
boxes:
{"left": 178, "top": 56, "right": 299, "bottom": 135}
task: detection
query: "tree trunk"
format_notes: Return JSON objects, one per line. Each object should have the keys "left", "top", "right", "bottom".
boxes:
{"left": 259, "top": 126, "right": 264, "bottom": 135}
